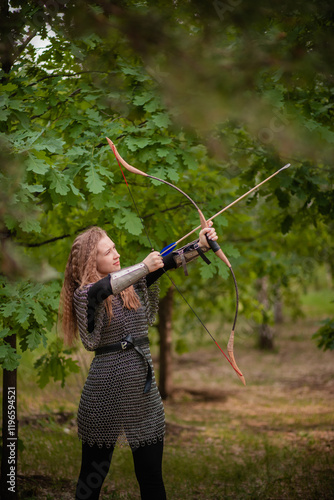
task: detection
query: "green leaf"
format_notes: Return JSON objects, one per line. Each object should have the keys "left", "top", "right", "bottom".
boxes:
{"left": 26, "top": 155, "right": 49, "bottom": 175}
{"left": 16, "top": 304, "right": 32, "bottom": 326}
{"left": 69, "top": 182, "right": 82, "bottom": 197}
{"left": 85, "top": 109, "right": 100, "bottom": 122}
{"left": 165, "top": 151, "right": 177, "bottom": 165}
{"left": 182, "top": 152, "right": 198, "bottom": 170}
{"left": 66, "top": 146, "right": 87, "bottom": 157}
{"left": 32, "top": 301, "right": 47, "bottom": 324}
{"left": 121, "top": 209, "right": 143, "bottom": 235}
{"left": 49, "top": 170, "right": 70, "bottom": 195}
{"left": 34, "top": 344, "right": 80, "bottom": 388}
{"left": 125, "top": 136, "right": 151, "bottom": 151}
{"left": 19, "top": 217, "right": 42, "bottom": 233}
{"left": 3, "top": 214, "right": 17, "bottom": 231}
{"left": 200, "top": 258, "right": 229, "bottom": 280}
{"left": 0, "top": 108, "right": 10, "bottom": 121}
{"left": 65, "top": 357, "right": 80, "bottom": 374}
{"left": 1, "top": 82, "right": 17, "bottom": 92}
{"left": 85, "top": 165, "right": 106, "bottom": 194}
{"left": 199, "top": 261, "right": 217, "bottom": 280}
{"left": 152, "top": 113, "right": 171, "bottom": 129}
{"left": 0, "top": 327, "right": 11, "bottom": 339}
{"left": 312, "top": 318, "right": 334, "bottom": 351}
{"left": 91, "top": 189, "right": 120, "bottom": 210}
{"left": 34, "top": 360, "right": 50, "bottom": 388}
{"left": 144, "top": 98, "right": 161, "bottom": 113}
{"left": 156, "top": 148, "right": 169, "bottom": 158}
{"left": 1, "top": 302, "right": 18, "bottom": 318}
{"left": 34, "top": 137, "right": 65, "bottom": 154}
{"left": 9, "top": 99, "right": 22, "bottom": 111}
{"left": 22, "top": 183, "right": 45, "bottom": 193}
{"left": 133, "top": 94, "right": 152, "bottom": 106}
{"left": 167, "top": 168, "right": 179, "bottom": 182}
{"left": 157, "top": 137, "right": 172, "bottom": 145}
{"left": 0, "top": 345, "right": 21, "bottom": 371}
{"left": 150, "top": 166, "right": 166, "bottom": 181}
{"left": 28, "top": 331, "right": 44, "bottom": 350}
{"left": 33, "top": 100, "right": 48, "bottom": 115}
{"left": 221, "top": 243, "right": 240, "bottom": 259}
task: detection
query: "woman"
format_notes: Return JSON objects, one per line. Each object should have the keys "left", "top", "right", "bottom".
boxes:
{"left": 60, "top": 223, "right": 217, "bottom": 500}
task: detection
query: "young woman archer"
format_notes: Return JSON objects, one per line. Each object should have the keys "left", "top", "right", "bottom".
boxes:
{"left": 60, "top": 222, "right": 217, "bottom": 500}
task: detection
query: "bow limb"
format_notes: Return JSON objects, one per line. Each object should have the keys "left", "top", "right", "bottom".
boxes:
{"left": 107, "top": 138, "right": 149, "bottom": 178}
{"left": 107, "top": 138, "right": 207, "bottom": 227}
{"left": 200, "top": 221, "right": 246, "bottom": 386}
{"left": 191, "top": 203, "right": 245, "bottom": 385}
{"left": 107, "top": 138, "right": 245, "bottom": 385}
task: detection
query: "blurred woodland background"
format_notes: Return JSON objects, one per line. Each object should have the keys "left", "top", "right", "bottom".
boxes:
{"left": 0, "top": 1, "right": 333, "bottom": 498}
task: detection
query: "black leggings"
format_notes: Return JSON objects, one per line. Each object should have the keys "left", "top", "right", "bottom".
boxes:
{"left": 75, "top": 440, "right": 166, "bottom": 500}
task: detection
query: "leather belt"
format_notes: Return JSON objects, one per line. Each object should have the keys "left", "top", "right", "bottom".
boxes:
{"left": 95, "top": 334, "right": 152, "bottom": 394}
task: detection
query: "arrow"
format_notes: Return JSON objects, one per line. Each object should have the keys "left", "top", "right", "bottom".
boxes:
{"left": 160, "top": 164, "right": 291, "bottom": 255}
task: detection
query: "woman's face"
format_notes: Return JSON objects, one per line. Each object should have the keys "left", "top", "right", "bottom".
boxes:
{"left": 96, "top": 235, "right": 121, "bottom": 276}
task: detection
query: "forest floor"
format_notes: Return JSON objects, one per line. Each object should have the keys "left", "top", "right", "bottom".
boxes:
{"left": 2, "top": 315, "right": 334, "bottom": 499}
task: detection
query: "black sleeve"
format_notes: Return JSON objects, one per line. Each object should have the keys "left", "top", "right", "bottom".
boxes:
{"left": 87, "top": 276, "right": 112, "bottom": 333}
{"left": 145, "top": 252, "right": 177, "bottom": 287}
{"left": 87, "top": 253, "right": 176, "bottom": 331}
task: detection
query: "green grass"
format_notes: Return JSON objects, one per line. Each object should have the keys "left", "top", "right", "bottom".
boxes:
{"left": 16, "top": 417, "right": 334, "bottom": 499}
{"left": 300, "top": 288, "right": 334, "bottom": 317}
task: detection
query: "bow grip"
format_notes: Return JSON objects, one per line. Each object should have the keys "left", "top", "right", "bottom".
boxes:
{"left": 206, "top": 235, "right": 220, "bottom": 253}
{"left": 206, "top": 235, "right": 231, "bottom": 267}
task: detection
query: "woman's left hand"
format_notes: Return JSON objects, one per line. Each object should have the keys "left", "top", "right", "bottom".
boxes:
{"left": 198, "top": 221, "right": 218, "bottom": 248}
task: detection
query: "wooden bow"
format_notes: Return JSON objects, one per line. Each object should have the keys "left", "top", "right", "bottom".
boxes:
{"left": 106, "top": 137, "right": 246, "bottom": 385}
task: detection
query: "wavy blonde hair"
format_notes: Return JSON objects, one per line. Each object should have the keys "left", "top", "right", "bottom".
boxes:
{"left": 60, "top": 226, "right": 140, "bottom": 345}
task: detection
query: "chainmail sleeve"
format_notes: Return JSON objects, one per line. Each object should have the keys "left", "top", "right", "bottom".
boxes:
{"left": 73, "top": 285, "right": 105, "bottom": 351}
{"left": 135, "top": 278, "right": 160, "bottom": 326}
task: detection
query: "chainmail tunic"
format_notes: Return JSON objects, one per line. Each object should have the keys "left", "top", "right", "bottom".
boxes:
{"left": 73, "top": 278, "right": 165, "bottom": 449}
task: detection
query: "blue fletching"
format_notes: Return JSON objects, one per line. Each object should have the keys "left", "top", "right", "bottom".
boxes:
{"left": 160, "top": 242, "right": 177, "bottom": 256}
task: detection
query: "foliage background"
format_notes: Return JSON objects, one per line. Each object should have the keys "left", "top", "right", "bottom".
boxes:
{"left": 0, "top": 0, "right": 333, "bottom": 497}
{"left": 1, "top": 0, "right": 333, "bottom": 366}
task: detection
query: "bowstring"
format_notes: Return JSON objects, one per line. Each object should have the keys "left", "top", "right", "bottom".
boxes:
{"left": 115, "top": 152, "right": 154, "bottom": 251}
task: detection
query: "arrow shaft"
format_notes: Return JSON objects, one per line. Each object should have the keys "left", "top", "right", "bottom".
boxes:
{"left": 166, "top": 164, "right": 291, "bottom": 251}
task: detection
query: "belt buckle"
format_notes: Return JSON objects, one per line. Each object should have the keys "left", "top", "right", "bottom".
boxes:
{"left": 121, "top": 340, "right": 128, "bottom": 350}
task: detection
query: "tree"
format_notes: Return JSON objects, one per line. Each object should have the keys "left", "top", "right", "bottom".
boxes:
{"left": 1, "top": 2, "right": 334, "bottom": 494}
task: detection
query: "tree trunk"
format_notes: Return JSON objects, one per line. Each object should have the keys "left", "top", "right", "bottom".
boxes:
{"left": 257, "top": 277, "right": 274, "bottom": 350}
{"left": 273, "top": 283, "right": 284, "bottom": 324}
{"left": 258, "top": 323, "right": 274, "bottom": 350}
{"left": 158, "top": 287, "right": 174, "bottom": 399}
{"left": 1, "top": 333, "right": 18, "bottom": 500}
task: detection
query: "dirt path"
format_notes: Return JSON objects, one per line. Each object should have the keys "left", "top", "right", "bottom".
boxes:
{"left": 164, "top": 319, "right": 334, "bottom": 451}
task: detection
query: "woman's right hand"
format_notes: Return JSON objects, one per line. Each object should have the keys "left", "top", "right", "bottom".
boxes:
{"left": 143, "top": 251, "right": 164, "bottom": 272}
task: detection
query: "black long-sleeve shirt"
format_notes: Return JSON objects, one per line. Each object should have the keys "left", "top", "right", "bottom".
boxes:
{"left": 86, "top": 253, "right": 176, "bottom": 333}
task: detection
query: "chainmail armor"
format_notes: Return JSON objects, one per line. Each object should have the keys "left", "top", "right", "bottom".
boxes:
{"left": 73, "top": 278, "right": 164, "bottom": 449}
